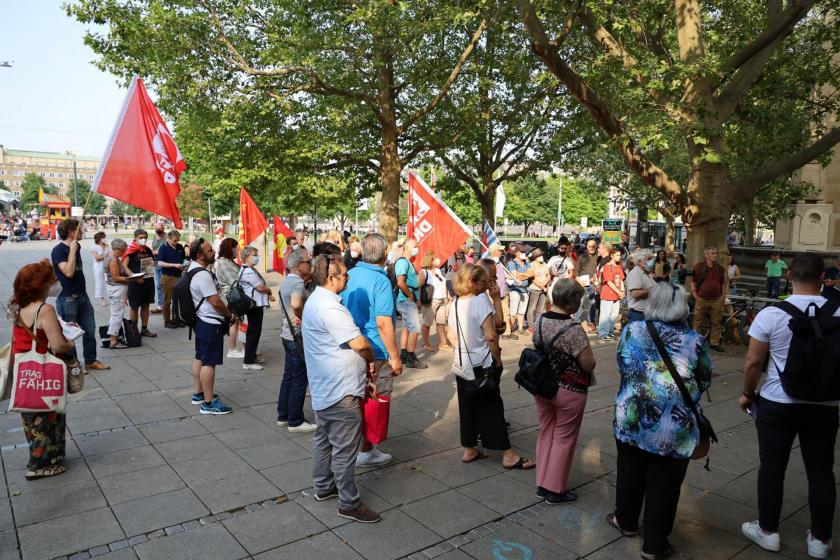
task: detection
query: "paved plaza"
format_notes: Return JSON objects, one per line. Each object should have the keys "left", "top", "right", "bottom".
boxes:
{"left": 0, "top": 239, "right": 831, "bottom": 560}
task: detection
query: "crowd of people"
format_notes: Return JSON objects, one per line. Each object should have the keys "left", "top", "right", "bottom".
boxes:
{"left": 3, "top": 218, "right": 838, "bottom": 560}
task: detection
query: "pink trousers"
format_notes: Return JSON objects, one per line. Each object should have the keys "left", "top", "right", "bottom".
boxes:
{"left": 535, "top": 387, "right": 587, "bottom": 494}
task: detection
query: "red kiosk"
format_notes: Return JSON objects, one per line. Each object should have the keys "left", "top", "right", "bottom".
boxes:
{"left": 38, "top": 190, "right": 72, "bottom": 240}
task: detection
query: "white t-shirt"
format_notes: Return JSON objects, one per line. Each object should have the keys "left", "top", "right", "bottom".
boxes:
{"left": 240, "top": 266, "right": 269, "bottom": 307}
{"left": 748, "top": 294, "right": 840, "bottom": 406}
{"left": 428, "top": 268, "right": 447, "bottom": 300}
{"left": 547, "top": 255, "right": 574, "bottom": 279}
{"left": 448, "top": 294, "right": 495, "bottom": 376}
{"left": 188, "top": 262, "right": 225, "bottom": 325}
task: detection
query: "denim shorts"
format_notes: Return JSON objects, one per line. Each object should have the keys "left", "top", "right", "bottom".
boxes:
{"left": 194, "top": 318, "right": 225, "bottom": 366}
{"left": 396, "top": 300, "right": 421, "bottom": 334}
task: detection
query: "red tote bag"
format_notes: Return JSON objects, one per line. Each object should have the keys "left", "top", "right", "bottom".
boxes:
{"left": 9, "top": 333, "right": 67, "bottom": 414}
{"left": 362, "top": 386, "right": 391, "bottom": 446}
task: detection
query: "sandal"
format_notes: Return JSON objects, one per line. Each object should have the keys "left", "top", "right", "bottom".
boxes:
{"left": 462, "top": 451, "right": 489, "bottom": 463}
{"left": 85, "top": 361, "right": 111, "bottom": 370}
{"left": 607, "top": 513, "right": 638, "bottom": 537}
{"left": 141, "top": 328, "right": 157, "bottom": 337}
{"left": 439, "top": 344, "right": 455, "bottom": 351}
{"left": 423, "top": 344, "right": 437, "bottom": 352}
{"left": 503, "top": 456, "right": 535, "bottom": 470}
{"left": 110, "top": 341, "right": 129, "bottom": 349}
{"left": 25, "top": 464, "right": 66, "bottom": 480}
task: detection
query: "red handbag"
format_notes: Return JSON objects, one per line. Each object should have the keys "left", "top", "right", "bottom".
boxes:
{"left": 362, "top": 385, "right": 390, "bottom": 445}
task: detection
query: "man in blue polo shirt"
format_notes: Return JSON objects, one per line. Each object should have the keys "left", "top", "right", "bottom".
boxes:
{"left": 342, "top": 233, "right": 403, "bottom": 468}
{"left": 395, "top": 237, "right": 428, "bottom": 369}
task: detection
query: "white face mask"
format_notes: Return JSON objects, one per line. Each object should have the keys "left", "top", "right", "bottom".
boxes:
{"left": 350, "top": 250, "right": 359, "bottom": 259}
{"left": 433, "top": 259, "right": 441, "bottom": 268}
{"left": 410, "top": 247, "right": 419, "bottom": 257}
{"left": 137, "top": 238, "right": 147, "bottom": 246}
{"left": 537, "top": 256, "right": 544, "bottom": 263}
{"left": 252, "top": 256, "right": 260, "bottom": 266}
{"left": 48, "top": 282, "right": 61, "bottom": 298}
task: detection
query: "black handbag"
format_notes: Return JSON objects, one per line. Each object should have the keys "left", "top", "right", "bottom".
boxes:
{"left": 646, "top": 320, "right": 717, "bottom": 465}
{"left": 453, "top": 297, "right": 502, "bottom": 397}
{"left": 515, "top": 317, "right": 575, "bottom": 400}
{"left": 227, "top": 268, "right": 257, "bottom": 319}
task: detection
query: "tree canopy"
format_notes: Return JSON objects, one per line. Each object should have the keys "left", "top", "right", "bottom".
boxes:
{"left": 19, "top": 174, "right": 54, "bottom": 208}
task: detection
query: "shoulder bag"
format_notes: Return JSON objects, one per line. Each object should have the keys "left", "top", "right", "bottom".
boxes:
{"left": 453, "top": 297, "right": 502, "bottom": 398}
{"left": 646, "top": 320, "right": 717, "bottom": 464}
{"left": 515, "top": 317, "right": 575, "bottom": 400}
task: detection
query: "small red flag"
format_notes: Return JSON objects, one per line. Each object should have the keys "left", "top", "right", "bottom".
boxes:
{"left": 272, "top": 215, "right": 295, "bottom": 274}
{"left": 406, "top": 171, "right": 472, "bottom": 269}
{"left": 238, "top": 188, "right": 268, "bottom": 255}
{"left": 92, "top": 76, "right": 186, "bottom": 228}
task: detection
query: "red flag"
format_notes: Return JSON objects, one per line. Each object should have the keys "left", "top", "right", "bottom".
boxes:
{"left": 238, "top": 188, "right": 268, "bottom": 255}
{"left": 92, "top": 76, "right": 186, "bottom": 228}
{"left": 272, "top": 215, "right": 295, "bottom": 274}
{"left": 407, "top": 171, "right": 472, "bottom": 269}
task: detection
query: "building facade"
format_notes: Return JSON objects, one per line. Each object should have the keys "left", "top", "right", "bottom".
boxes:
{"left": 0, "top": 145, "right": 99, "bottom": 203}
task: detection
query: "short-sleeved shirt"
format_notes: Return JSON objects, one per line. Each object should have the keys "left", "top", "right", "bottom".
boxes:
{"left": 394, "top": 258, "right": 419, "bottom": 303}
{"left": 494, "top": 262, "right": 509, "bottom": 298}
{"left": 239, "top": 267, "right": 269, "bottom": 307}
{"left": 448, "top": 294, "right": 495, "bottom": 373}
{"left": 506, "top": 260, "right": 530, "bottom": 292}
{"left": 152, "top": 235, "right": 165, "bottom": 254}
{"left": 748, "top": 294, "right": 840, "bottom": 406}
{"left": 51, "top": 242, "right": 86, "bottom": 297}
{"left": 625, "top": 266, "right": 656, "bottom": 312}
{"left": 188, "top": 262, "right": 225, "bottom": 325}
{"left": 692, "top": 262, "right": 725, "bottom": 300}
{"left": 576, "top": 252, "right": 599, "bottom": 284}
{"left": 599, "top": 263, "right": 625, "bottom": 301}
{"left": 547, "top": 254, "right": 574, "bottom": 279}
{"left": 533, "top": 312, "right": 592, "bottom": 390}
{"left": 302, "top": 286, "right": 366, "bottom": 411}
{"left": 427, "top": 269, "right": 447, "bottom": 300}
{"left": 157, "top": 242, "right": 186, "bottom": 277}
{"left": 765, "top": 259, "right": 788, "bottom": 278}
{"left": 280, "top": 274, "right": 308, "bottom": 340}
{"left": 342, "top": 262, "right": 396, "bottom": 360}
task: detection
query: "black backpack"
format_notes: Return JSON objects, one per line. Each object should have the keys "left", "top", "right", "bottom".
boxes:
{"left": 122, "top": 318, "right": 142, "bottom": 347}
{"left": 419, "top": 269, "right": 434, "bottom": 305}
{"left": 175, "top": 267, "right": 212, "bottom": 328}
{"left": 515, "top": 318, "right": 576, "bottom": 400}
{"left": 386, "top": 258, "right": 408, "bottom": 296}
{"left": 227, "top": 268, "right": 257, "bottom": 319}
{"left": 773, "top": 300, "right": 840, "bottom": 401}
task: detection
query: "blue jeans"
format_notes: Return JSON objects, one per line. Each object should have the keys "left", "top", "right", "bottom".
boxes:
{"left": 155, "top": 265, "right": 163, "bottom": 307}
{"left": 767, "top": 277, "right": 781, "bottom": 298}
{"left": 278, "top": 337, "right": 308, "bottom": 427}
{"left": 55, "top": 293, "right": 98, "bottom": 365}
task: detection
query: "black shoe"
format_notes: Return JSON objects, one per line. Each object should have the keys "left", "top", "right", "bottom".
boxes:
{"left": 164, "top": 321, "right": 178, "bottom": 329}
{"left": 536, "top": 486, "right": 549, "bottom": 498}
{"left": 141, "top": 328, "right": 156, "bottom": 337}
{"left": 314, "top": 488, "right": 338, "bottom": 502}
{"left": 405, "top": 353, "right": 428, "bottom": 369}
{"left": 399, "top": 349, "right": 408, "bottom": 362}
{"left": 545, "top": 490, "right": 578, "bottom": 505}
{"left": 175, "top": 320, "right": 187, "bottom": 328}
{"left": 502, "top": 333, "right": 519, "bottom": 340}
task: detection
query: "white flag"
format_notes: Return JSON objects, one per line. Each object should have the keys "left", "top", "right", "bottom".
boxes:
{"left": 495, "top": 183, "right": 506, "bottom": 217}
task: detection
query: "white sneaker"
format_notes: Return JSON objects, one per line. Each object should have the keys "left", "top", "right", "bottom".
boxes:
{"left": 356, "top": 448, "right": 392, "bottom": 467}
{"left": 276, "top": 420, "right": 288, "bottom": 427}
{"left": 808, "top": 531, "right": 832, "bottom": 559}
{"left": 226, "top": 349, "right": 245, "bottom": 359}
{"left": 742, "top": 521, "right": 780, "bottom": 552}
{"left": 288, "top": 421, "right": 317, "bottom": 433}
{"left": 243, "top": 363, "right": 264, "bottom": 371}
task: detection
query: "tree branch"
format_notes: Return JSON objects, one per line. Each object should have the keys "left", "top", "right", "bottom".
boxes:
{"left": 516, "top": 0, "right": 690, "bottom": 216}
{"left": 726, "top": 0, "right": 816, "bottom": 71}
{"left": 397, "top": 17, "right": 489, "bottom": 135}
{"left": 733, "top": 127, "right": 840, "bottom": 195}
{"left": 400, "top": 130, "right": 466, "bottom": 166}
{"left": 439, "top": 153, "right": 481, "bottom": 191}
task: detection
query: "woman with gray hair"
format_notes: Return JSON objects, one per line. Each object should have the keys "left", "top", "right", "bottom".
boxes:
{"left": 239, "top": 246, "right": 275, "bottom": 370}
{"left": 610, "top": 282, "right": 712, "bottom": 558}
{"left": 531, "top": 278, "right": 596, "bottom": 505}
{"left": 104, "top": 238, "right": 138, "bottom": 349}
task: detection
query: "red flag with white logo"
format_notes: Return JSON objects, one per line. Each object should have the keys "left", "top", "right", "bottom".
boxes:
{"left": 238, "top": 187, "right": 269, "bottom": 249}
{"left": 406, "top": 171, "right": 472, "bottom": 269}
{"left": 92, "top": 76, "right": 187, "bottom": 227}
{"left": 272, "top": 215, "right": 295, "bottom": 274}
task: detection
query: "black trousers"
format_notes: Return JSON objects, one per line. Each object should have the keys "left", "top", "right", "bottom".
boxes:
{"left": 244, "top": 306, "right": 265, "bottom": 365}
{"left": 756, "top": 396, "right": 838, "bottom": 540}
{"left": 455, "top": 376, "right": 510, "bottom": 450}
{"left": 614, "top": 439, "right": 689, "bottom": 555}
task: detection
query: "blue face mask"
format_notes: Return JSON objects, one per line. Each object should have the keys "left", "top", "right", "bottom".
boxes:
{"left": 252, "top": 256, "right": 260, "bottom": 266}
{"left": 646, "top": 259, "right": 655, "bottom": 271}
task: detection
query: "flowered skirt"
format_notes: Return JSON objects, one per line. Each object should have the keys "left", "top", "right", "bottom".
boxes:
{"left": 21, "top": 412, "right": 66, "bottom": 470}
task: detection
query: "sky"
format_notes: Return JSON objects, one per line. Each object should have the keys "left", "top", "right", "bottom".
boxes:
{"left": 0, "top": 2, "right": 127, "bottom": 158}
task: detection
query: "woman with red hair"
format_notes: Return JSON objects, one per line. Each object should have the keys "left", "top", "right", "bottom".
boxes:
{"left": 8, "top": 260, "right": 75, "bottom": 479}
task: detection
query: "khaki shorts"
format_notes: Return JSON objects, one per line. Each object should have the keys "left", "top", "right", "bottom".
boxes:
{"left": 373, "top": 360, "right": 394, "bottom": 396}
{"left": 501, "top": 294, "right": 511, "bottom": 324}
{"left": 421, "top": 303, "right": 435, "bottom": 327}
{"left": 431, "top": 297, "right": 448, "bottom": 325}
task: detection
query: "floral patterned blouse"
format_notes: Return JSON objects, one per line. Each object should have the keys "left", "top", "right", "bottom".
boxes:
{"left": 614, "top": 320, "right": 712, "bottom": 459}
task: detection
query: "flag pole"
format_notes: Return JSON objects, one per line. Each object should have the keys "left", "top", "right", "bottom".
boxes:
{"left": 74, "top": 188, "right": 95, "bottom": 241}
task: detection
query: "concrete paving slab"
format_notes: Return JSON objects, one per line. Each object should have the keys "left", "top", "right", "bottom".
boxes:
{"left": 359, "top": 467, "right": 449, "bottom": 506}
{"left": 461, "top": 522, "right": 579, "bottom": 560}
{"left": 458, "top": 474, "right": 541, "bottom": 516}
{"left": 402, "top": 489, "right": 501, "bottom": 539}
{"left": 189, "top": 470, "right": 282, "bottom": 514}
{"left": 85, "top": 445, "right": 166, "bottom": 478}
{"left": 111, "top": 488, "right": 209, "bottom": 537}
{"left": 133, "top": 523, "right": 247, "bottom": 560}
{"left": 17, "top": 507, "right": 124, "bottom": 560}
{"left": 221, "top": 500, "right": 327, "bottom": 555}
{"left": 253, "top": 530, "right": 363, "bottom": 560}
{"left": 333, "top": 509, "right": 441, "bottom": 560}
{"left": 97, "top": 464, "right": 184, "bottom": 505}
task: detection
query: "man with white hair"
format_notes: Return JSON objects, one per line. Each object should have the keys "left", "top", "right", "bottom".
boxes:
{"left": 691, "top": 246, "right": 727, "bottom": 351}
{"left": 624, "top": 251, "right": 657, "bottom": 322}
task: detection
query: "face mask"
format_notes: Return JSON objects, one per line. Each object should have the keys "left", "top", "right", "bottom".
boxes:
{"left": 252, "top": 256, "right": 260, "bottom": 266}
{"left": 537, "top": 256, "right": 544, "bottom": 263}
{"left": 410, "top": 247, "right": 419, "bottom": 257}
{"left": 137, "top": 238, "right": 147, "bottom": 246}
{"left": 350, "top": 250, "right": 359, "bottom": 259}
{"left": 156, "top": 230, "right": 164, "bottom": 236}
{"left": 48, "top": 282, "right": 61, "bottom": 298}
{"left": 646, "top": 259, "right": 655, "bottom": 271}
{"left": 434, "top": 260, "right": 441, "bottom": 268}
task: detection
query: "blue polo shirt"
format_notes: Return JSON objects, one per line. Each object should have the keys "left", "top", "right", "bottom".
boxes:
{"left": 394, "top": 257, "right": 419, "bottom": 303}
{"left": 341, "top": 262, "right": 396, "bottom": 360}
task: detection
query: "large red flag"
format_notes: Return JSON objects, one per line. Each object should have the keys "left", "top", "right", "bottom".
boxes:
{"left": 238, "top": 188, "right": 268, "bottom": 254}
{"left": 92, "top": 76, "right": 186, "bottom": 227}
{"left": 272, "top": 215, "right": 295, "bottom": 274}
{"left": 406, "top": 171, "right": 472, "bottom": 269}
